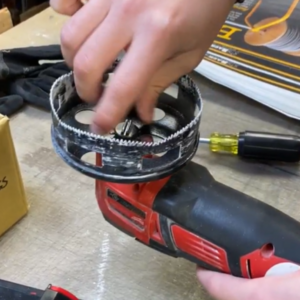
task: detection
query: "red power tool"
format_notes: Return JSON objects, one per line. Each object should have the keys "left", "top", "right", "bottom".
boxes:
{"left": 0, "top": 279, "right": 79, "bottom": 300}
{"left": 50, "top": 60, "right": 300, "bottom": 280}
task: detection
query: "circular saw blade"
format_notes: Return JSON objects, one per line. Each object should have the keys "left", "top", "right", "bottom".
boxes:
{"left": 50, "top": 59, "right": 203, "bottom": 183}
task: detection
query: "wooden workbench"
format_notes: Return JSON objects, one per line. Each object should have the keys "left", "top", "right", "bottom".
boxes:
{"left": 1, "top": 7, "right": 300, "bottom": 300}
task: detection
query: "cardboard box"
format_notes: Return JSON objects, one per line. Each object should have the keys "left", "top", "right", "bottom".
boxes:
{"left": 0, "top": 114, "right": 28, "bottom": 236}
{"left": 0, "top": 8, "right": 13, "bottom": 34}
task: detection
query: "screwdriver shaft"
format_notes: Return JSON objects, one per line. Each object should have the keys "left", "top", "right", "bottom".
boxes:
{"left": 199, "top": 138, "right": 210, "bottom": 144}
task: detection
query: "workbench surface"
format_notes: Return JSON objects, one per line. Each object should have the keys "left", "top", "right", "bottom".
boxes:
{"left": 1, "top": 7, "right": 300, "bottom": 300}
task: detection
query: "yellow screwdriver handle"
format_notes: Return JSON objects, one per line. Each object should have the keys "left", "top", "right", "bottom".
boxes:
{"left": 209, "top": 132, "right": 239, "bottom": 155}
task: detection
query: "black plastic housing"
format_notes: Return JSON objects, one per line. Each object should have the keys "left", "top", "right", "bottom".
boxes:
{"left": 238, "top": 131, "right": 300, "bottom": 162}
{"left": 153, "top": 161, "right": 300, "bottom": 277}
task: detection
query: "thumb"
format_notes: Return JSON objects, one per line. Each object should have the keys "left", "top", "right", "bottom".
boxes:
{"left": 197, "top": 268, "right": 255, "bottom": 300}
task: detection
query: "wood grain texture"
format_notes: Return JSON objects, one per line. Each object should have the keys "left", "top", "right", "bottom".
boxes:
{"left": 0, "top": 7, "right": 300, "bottom": 300}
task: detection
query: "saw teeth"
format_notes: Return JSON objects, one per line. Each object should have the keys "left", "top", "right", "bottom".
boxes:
{"left": 49, "top": 63, "right": 203, "bottom": 148}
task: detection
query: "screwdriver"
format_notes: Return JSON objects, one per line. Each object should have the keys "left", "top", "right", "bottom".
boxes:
{"left": 199, "top": 131, "right": 300, "bottom": 162}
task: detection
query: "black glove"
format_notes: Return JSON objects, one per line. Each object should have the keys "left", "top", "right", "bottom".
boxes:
{"left": 0, "top": 45, "right": 71, "bottom": 116}
{"left": 0, "top": 44, "right": 63, "bottom": 80}
{"left": 7, "top": 61, "right": 70, "bottom": 111}
{"left": 0, "top": 95, "right": 23, "bottom": 116}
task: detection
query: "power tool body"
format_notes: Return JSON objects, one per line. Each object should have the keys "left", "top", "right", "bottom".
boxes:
{"left": 0, "top": 279, "right": 79, "bottom": 300}
{"left": 50, "top": 59, "right": 300, "bottom": 279}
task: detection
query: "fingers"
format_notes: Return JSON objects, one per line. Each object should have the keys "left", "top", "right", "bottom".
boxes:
{"left": 198, "top": 268, "right": 300, "bottom": 300}
{"left": 50, "top": 0, "right": 82, "bottom": 15}
{"left": 92, "top": 36, "right": 168, "bottom": 134}
{"left": 136, "top": 49, "right": 202, "bottom": 123}
{"left": 60, "top": 0, "right": 111, "bottom": 67}
{"left": 135, "top": 87, "right": 159, "bottom": 123}
{"left": 135, "top": 64, "right": 182, "bottom": 123}
{"left": 72, "top": 10, "right": 131, "bottom": 104}
{"left": 197, "top": 269, "right": 257, "bottom": 300}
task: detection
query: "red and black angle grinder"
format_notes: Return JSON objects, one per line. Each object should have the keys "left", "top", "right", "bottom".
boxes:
{"left": 49, "top": 59, "right": 300, "bottom": 280}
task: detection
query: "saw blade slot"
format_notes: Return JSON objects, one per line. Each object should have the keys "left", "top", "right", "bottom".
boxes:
{"left": 141, "top": 146, "right": 180, "bottom": 170}
{"left": 81, "top": 152, "right": 97, "bottom": 165}
{"left": 75, "top": 108, "right": 95, "bottom": 125}
{"left": 152, "top": 108, "right": 165, "bottom": 121}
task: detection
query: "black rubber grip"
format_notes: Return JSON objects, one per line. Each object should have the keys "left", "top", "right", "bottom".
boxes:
{"left": 153, "top": 161, "right": 300, "bottom": 277}
{"left": 238, "top": 131, "right": 300, "bottom": 162}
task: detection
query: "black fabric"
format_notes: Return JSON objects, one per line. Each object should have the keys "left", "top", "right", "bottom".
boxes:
{"left": 0, "top": 95, "right": 23, "bottom": 116}
{"left": 0, "top": 45, "right": 70, "bottom": 116}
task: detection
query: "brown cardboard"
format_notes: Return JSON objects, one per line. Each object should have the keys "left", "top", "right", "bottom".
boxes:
{"left": 0, "top": 114, "right": 28, "bottom": 236}
{"left": 0, "top": 8, "right": 13, "bottom": 34}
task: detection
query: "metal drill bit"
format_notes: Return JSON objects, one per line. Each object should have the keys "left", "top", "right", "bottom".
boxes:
{"left": 115, "top": 119, "right": 138, "bottom": 139}
{"left": 121, "top": 120, "right": 133, "bottom": 137}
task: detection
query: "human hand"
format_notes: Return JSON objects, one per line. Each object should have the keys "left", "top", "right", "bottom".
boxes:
{"left": 197, "top": 267, "right": 300, "bottom": 300}
{"left": 50, "top": 0, "right": 235, "bottom": 134}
